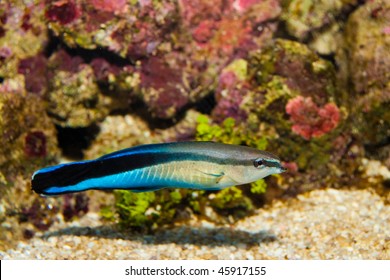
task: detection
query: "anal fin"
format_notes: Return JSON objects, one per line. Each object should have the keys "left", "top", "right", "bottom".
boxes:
{"left": 130, "top": 186, "right": 164, "bottom": 193}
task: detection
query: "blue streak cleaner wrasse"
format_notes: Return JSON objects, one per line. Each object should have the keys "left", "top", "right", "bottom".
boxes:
{"left": 31, "top": 141, "right": 286, "bottom": 196}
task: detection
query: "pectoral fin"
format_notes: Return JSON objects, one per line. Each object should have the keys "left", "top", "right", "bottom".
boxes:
{"left": 200, "top": 171, "right": 224, "bottom": 177}
{"left": 195, "top": 169, "right": 225, "bottom": 185}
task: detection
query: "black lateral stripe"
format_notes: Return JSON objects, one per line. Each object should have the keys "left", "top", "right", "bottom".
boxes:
{"left": 32, "top": 151, "right": 251, "bottom": 190}
{"left": 264, "top": 159, "right": 281, "bottom": 168}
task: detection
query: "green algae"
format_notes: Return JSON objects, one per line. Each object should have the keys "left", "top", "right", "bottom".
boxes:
{"left": 250, "top": 179, "right": 268, "bottom": 194}
{"left": 99, "top": 205, "right": 117, "bottom": 222}
{"left": 112, "top": 188, "right": 203, "bottom": 230}
{"left": 257, "top": 76, "right": 295, "bottom": 112}
{"left": 282, "top": 0, "right": 359, "bottom": 39}
{"left": 223, "top": 59, "right": 248, "bottom": 82}
{"left": 249, "top": 39, "right": 337, "bottom": 104}
{"left": 115, "top": 191, "right": 156, "bottom": 228}
{"left": 211, "top": 187, "right": 253, "bottom": 216}
{"left": 196, "top": 114, "right": 268, "bottom": 151}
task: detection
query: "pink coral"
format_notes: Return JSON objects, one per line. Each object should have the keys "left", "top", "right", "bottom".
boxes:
{"left": 51, "top": 49, "right": 84, "bottom": 72}
{"left": 283, "top": 162, "right": 298, "bottom": 173}
{"left": 125, "top": 21, "right": 160, "bottom": 59}
{"left": 63, "top": 193, "right": 89, "bottom": 221}
{"left": 383, "top": 26, "right": 390, "bottom": 35}
{"left": 192, "top": 20, "right": 216, "bottom": 43}
{"left": 0, "top": 27, "right": 5, "bottom": 38}
{"left": 233, "top": 0, "right": 260, "bottom": 12}
{"left": 212, "top": 71, "right": 248, "bottom": 122}
{"left": 179, "top": 0, "right": 225, "bottom": 26}
{"left": 0, "top": 47, "right": 12, "bottom": 60}
{"left": 21, "top": 10, "right": 32, "bottom": 31}
{"left": 286, "top": 96, "right": 340, "bottom": 140}
{"left": 18, "top": 55, "right": 48, "bottom": 95}
{"left": 182, "top": 0, "right": 280, "bottom": 56}
{"left": 45, "top": 0, "right": 81, "bottom": 25}
{"left": 218, "top": 71, "right": 238, "bottom": 89}
{"left": 140, "top": 57, "right": 188, "bottom": 119}
{"left": 90, "top": 58, "right": 120, "bottom": 82}
{"left": 212, "top": 18, "right": 253, "bottom": 55}
{"left": 25, "top": 131, "right": 47, "bottom": 157}
{"left": 212, "top": 89, "right": 248, "bottom": 123}
{"left": 89, "top": 0, "right": 127, "bottom": 13}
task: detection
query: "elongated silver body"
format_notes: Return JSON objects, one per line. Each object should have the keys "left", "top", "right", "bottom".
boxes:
{"left": 31, "top": 141, "right": 285, "bottom": 196}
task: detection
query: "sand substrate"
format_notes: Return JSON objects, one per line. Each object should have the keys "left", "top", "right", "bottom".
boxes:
{"left": 1, "top": 188, "right": 389, "bottom": 259}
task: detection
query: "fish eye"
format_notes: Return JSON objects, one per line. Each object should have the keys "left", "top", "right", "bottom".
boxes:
{"left": 254, "top": 159, "right": 264, "bottom": 168}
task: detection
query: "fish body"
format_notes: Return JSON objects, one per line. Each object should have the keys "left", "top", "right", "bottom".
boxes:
{"left": 32, "top": 141, "right": 285, "bottom": 196}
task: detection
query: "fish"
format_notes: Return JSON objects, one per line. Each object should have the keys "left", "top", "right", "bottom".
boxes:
{"left": 31, "top": 141, "right": 286, "bottom": 196}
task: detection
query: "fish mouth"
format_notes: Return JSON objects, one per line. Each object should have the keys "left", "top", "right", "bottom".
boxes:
{"left": 280, "top": 166, "right": 287, "bottom": 172}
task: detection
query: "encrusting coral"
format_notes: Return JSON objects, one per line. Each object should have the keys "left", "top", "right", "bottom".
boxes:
{"left": 286, "top": 96, "right": 340, "bottom": 140}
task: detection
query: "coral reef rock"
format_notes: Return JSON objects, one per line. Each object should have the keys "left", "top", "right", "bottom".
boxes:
{"left": 340, "top": 0, "right": 390, "bottom": 149}
{"left": 0, "top": 80, "right": 58, "bottom": 181}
